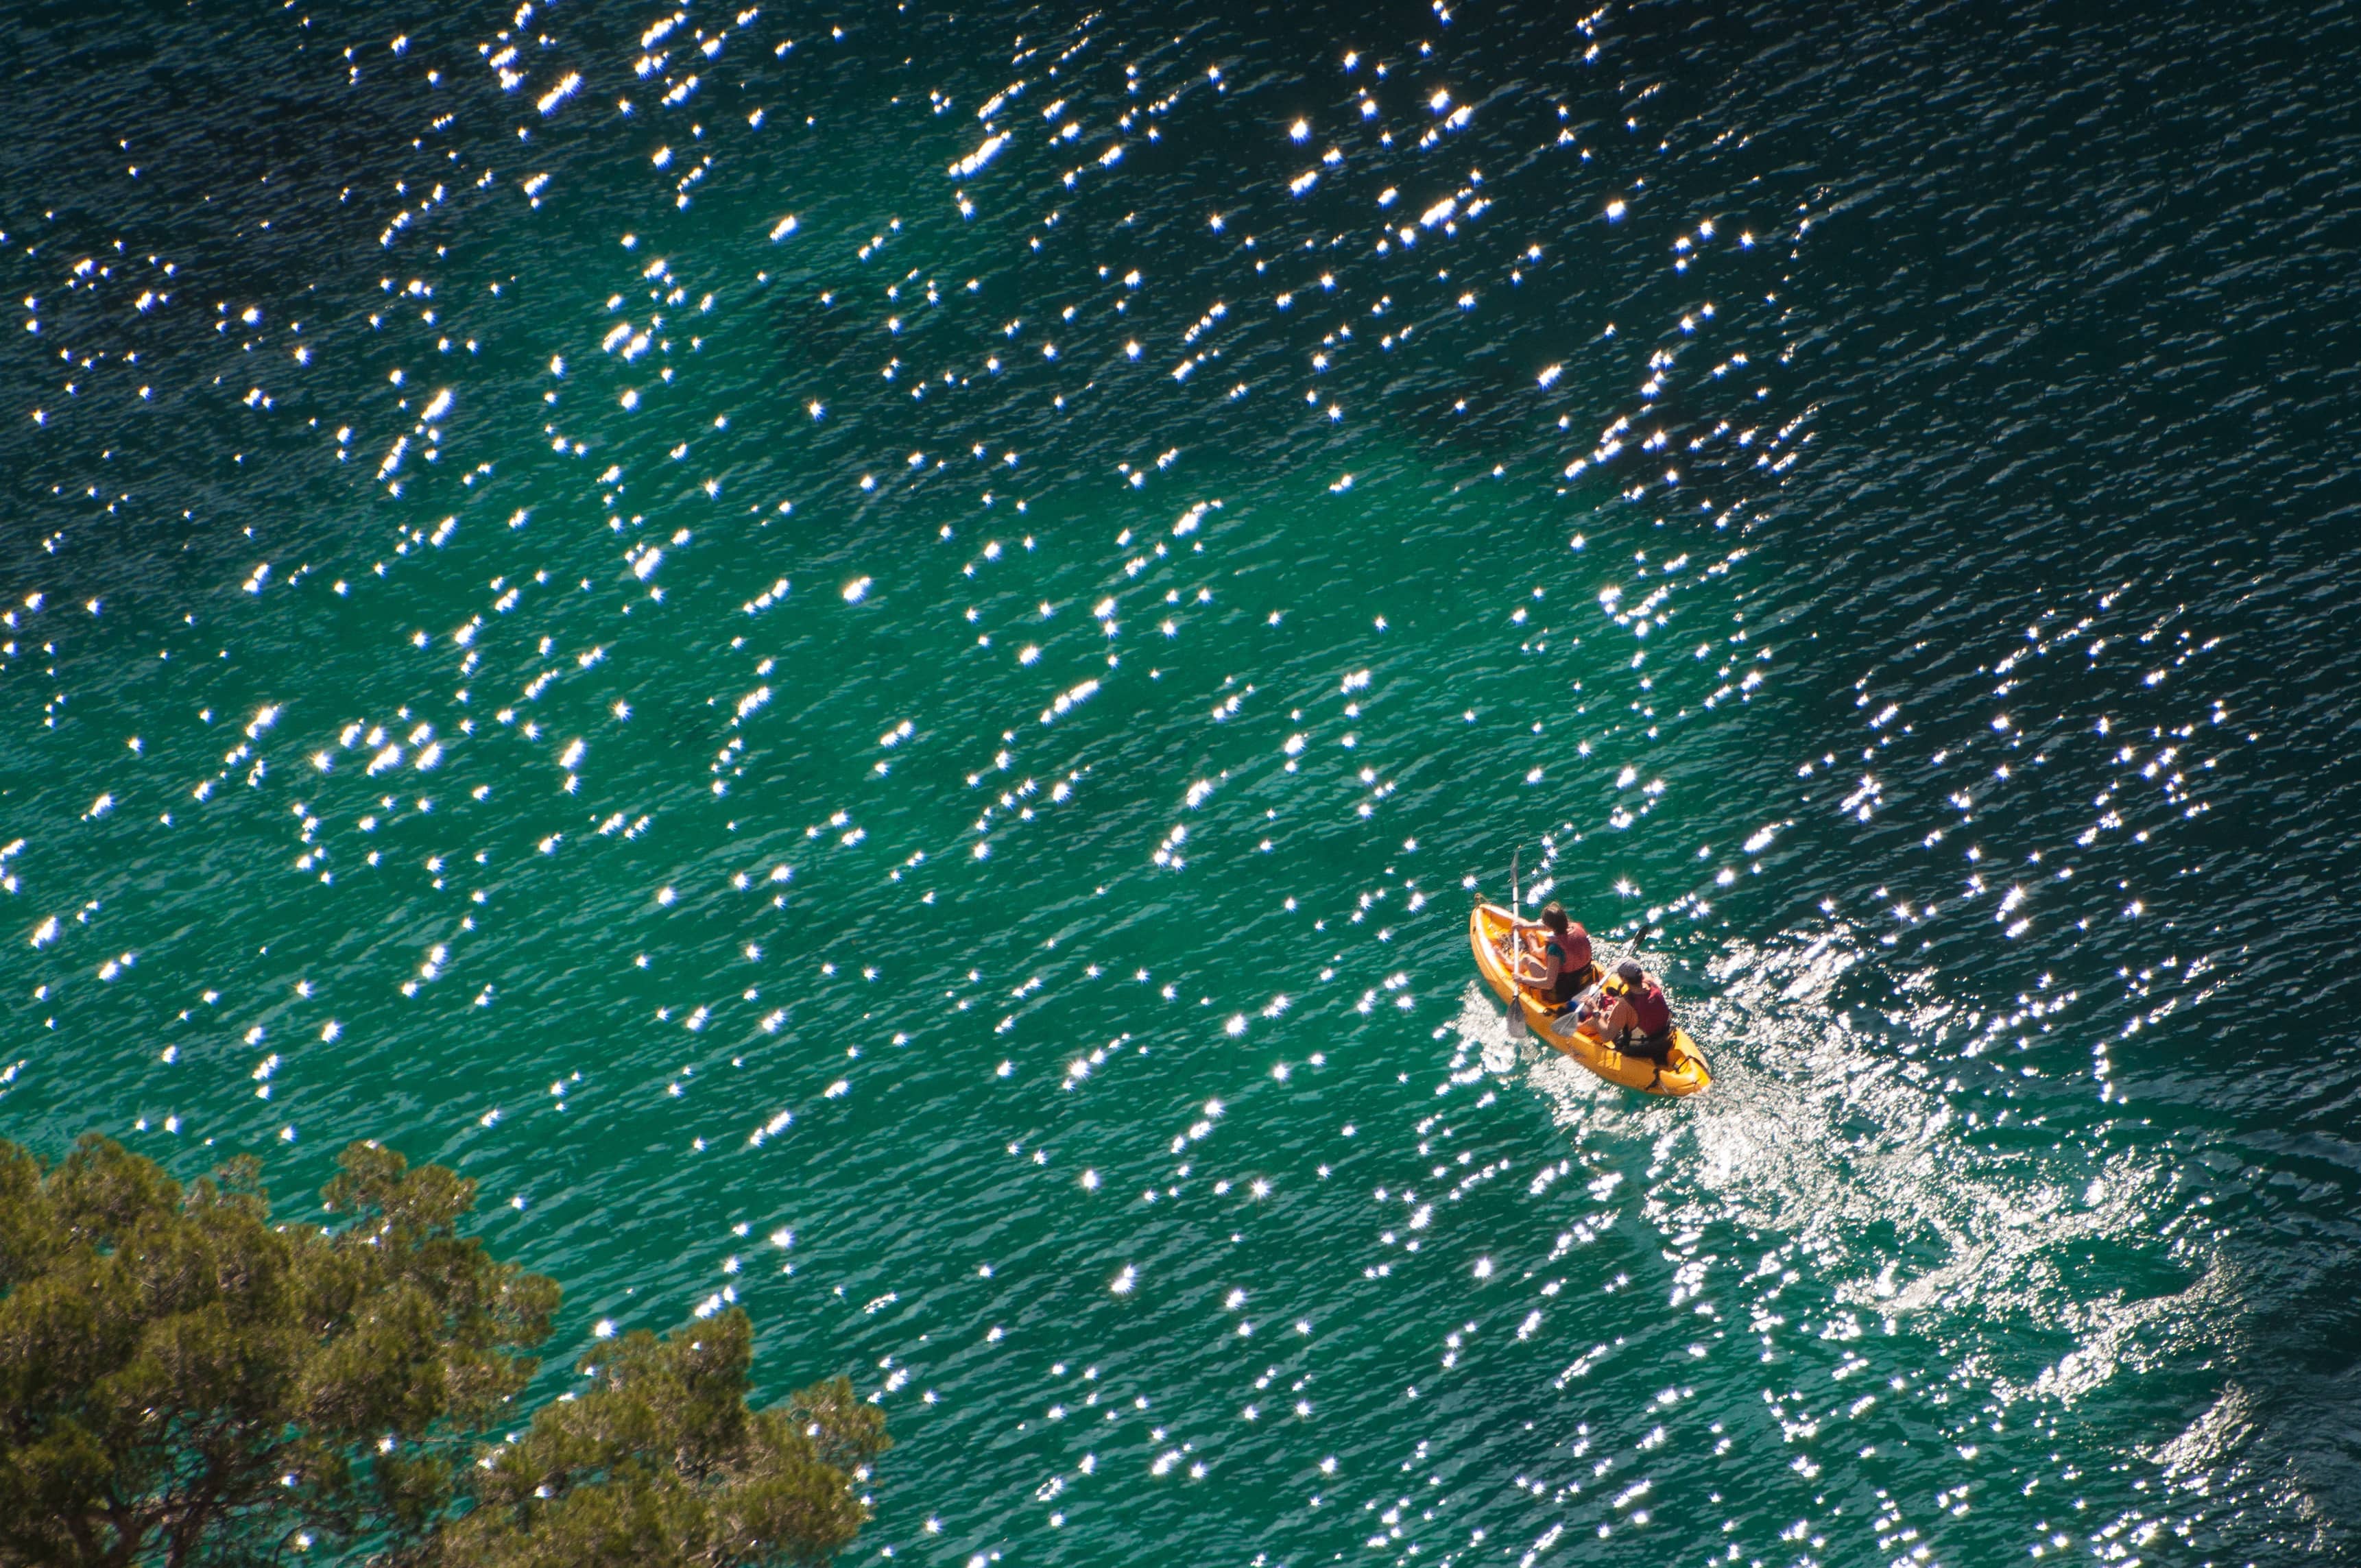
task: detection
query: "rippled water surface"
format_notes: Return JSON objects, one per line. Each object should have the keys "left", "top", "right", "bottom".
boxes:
{"left": 7, "top": 1, "right": 2361, "bottom": 1561}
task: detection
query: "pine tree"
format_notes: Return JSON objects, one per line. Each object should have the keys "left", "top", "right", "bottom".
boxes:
{"left": 429, "top": 1312, "right": 887, "bottom": 1568}
{"left": 0, "top": 1137, "right": 884, "bottom": 1568}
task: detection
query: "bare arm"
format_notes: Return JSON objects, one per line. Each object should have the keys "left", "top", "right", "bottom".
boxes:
{"left": 1576, "top": 996, "right": 1631, "bottom": 1042}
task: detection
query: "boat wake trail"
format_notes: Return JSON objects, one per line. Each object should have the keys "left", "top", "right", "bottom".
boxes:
{"left": 1444, "top": 919, "right": 2280, "bottom": 1556}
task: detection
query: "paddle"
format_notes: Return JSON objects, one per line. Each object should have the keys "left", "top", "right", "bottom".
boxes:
{"left": 1505, "top": 849, "right": 1526, "bottom": 1039}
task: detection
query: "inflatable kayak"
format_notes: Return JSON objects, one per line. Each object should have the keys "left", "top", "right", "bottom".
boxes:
{"left": 1469, "top": 901, "right": 1712, "bottom": 1097}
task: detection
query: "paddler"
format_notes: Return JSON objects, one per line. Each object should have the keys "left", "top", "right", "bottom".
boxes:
{"left": 1516, "top": 902, "right": 1597, "bottom": 1011}
{"left": 1593, "top": 958, "right": 1676, "bottom": 1064}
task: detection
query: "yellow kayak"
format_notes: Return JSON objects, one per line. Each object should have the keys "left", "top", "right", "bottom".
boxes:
{"left": 1469, "top": 902, "right": 1712, "bottom": 1097}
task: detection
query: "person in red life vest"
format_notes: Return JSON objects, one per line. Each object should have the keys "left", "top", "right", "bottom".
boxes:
{"left": 1515, "top": 902, "right": 1597, "bottom": 1009}
{"left": 1594, "top": 958, "right": 1675, "bottom": 1063}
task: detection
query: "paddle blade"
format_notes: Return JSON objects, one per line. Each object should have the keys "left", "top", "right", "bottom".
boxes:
{"left": 1505, "top": 997, "right": 1527, "bottom": 1038}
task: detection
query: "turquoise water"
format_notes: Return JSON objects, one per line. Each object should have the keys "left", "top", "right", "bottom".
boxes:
{"left": 7, "top": 1, "right": 2360, "bottom": 1561}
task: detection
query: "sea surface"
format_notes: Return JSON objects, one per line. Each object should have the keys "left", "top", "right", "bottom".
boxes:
{"left": 5, "top": 1, "right": 2360, "bottom": 1562}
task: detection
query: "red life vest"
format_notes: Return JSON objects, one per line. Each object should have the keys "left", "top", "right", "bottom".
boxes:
{"left": 1627, "top": 979, "right": 1670, "bottom": 1039}
{"left": 1547, "top": 924, "right": 1593, "bottom": 976}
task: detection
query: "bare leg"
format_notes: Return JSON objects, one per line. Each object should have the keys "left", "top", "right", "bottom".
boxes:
{"left": 1510, "top": 930, "right": 1552, "bottom": 987}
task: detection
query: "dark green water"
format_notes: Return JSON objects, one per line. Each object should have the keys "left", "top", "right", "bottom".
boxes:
{"left": 7, "top": 1, "right": 2361, "bottom": 1562}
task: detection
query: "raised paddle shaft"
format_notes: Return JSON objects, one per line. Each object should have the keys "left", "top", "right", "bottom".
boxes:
{"left": 1505, "top": 851, "right": 1526, "bottom": 1038}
